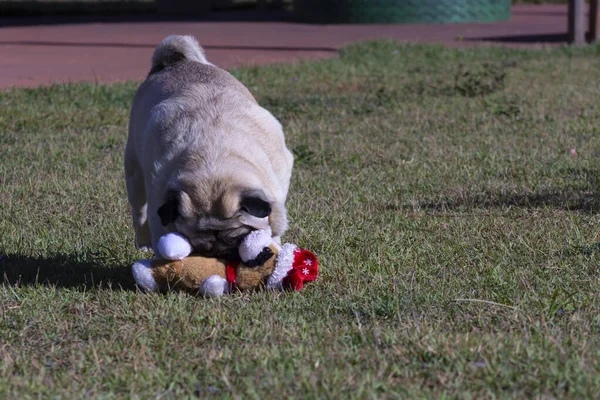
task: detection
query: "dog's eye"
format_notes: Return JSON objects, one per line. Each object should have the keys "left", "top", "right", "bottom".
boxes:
{"left": 157, "top": 190, "right": 181, "bottom": 226}
{"left": 240, "top": 196, "right": 271, "bottom": 218}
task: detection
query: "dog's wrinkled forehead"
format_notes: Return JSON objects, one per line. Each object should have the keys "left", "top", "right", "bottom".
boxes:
{"left": 157, "top": 183, "right": 272, "bottom": 228}
{"left": 178, "top": 219, "right": 269, "bottom": 258}
{"left": 156, "top": 174, "right": 273, "bottom": 258}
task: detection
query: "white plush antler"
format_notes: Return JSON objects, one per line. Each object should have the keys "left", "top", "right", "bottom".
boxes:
{"left": 132, "top": 260, "right": 159, "bottom": 291}
{"left": 157, "top": 232, "right": 192, "bottom": 260}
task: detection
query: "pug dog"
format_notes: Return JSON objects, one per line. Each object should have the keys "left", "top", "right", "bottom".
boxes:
{"left": 125, "top": 35, "right": 294, "bottom": 259}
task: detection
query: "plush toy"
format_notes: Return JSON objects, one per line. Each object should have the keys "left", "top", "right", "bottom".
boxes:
{"left": 132, "top": 229, "right": 318, "bottom": 297}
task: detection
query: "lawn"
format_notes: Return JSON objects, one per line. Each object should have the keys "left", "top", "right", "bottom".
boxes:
{"left": 1, "top": 41, "right": 600, "bottom": 398}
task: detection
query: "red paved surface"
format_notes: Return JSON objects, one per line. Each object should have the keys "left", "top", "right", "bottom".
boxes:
{"left": 0, "top": 4, "right": 585, "bottom": 89}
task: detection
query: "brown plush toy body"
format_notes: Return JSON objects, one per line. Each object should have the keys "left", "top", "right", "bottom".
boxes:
{"left": 132, "top": 229, "right": 318, "bottom": 297}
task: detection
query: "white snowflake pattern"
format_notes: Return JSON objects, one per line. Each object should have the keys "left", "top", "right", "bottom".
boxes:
{"left": 302, "top": 268, "right": 310, "bottom": 275}
{"left": 304, "top": 259, "right": 313, "bottom": 266}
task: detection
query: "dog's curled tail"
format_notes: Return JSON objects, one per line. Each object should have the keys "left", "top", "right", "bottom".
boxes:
{"left": 150, "top": 35, "right": 210, "bottom": 73}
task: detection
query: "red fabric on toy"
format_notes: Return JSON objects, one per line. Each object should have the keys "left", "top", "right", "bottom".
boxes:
{"left": 226, "top": 262, "right": 239, "bottom": 288}
{"left": 283, "top": 248, "right": 319, "bottom": 291}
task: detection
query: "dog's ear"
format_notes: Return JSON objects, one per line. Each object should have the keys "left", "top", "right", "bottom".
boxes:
{"left": 240, "top": 191, "right": 272, "bottom": 219}
{"left": 157, "top": 190, "right": 181, "bottom": 226}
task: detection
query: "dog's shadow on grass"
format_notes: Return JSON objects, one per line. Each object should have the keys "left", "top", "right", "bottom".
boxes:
{"left": 0, "top": 253, "right": 137, "bottom": 291}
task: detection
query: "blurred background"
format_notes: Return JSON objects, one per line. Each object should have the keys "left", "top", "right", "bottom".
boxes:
{"left": 1, "top": 0, "right": 592, "bottom": 89}
{"left": 0, "top": 1, "right": 570, "bottom": 23}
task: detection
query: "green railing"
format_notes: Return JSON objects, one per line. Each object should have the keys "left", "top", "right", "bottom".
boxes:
{"left": 294, "top": 0, "right": 512, "bottom": 24}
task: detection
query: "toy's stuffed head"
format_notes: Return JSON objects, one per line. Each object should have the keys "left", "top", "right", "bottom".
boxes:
{"left": 132, "top": 229, "right": 318, "bottom": 297}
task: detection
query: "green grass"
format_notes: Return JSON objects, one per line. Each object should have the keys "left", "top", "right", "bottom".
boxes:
{"left": 2, "top": 41, "right": 600, "bottom": 398}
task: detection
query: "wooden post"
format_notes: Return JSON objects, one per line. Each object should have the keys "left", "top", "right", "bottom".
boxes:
{"left": 590, "top": 0, "right": 600, "bottom": 42}
{"left": 568, "top": 0, "right": 586, "bottom": 44}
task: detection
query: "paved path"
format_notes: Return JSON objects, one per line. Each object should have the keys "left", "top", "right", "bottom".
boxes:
{"left": 0, "top": 4, "right": 580, "bottom": 89}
